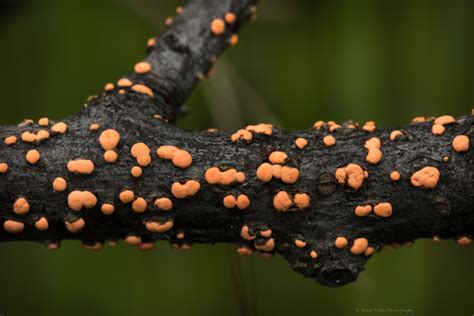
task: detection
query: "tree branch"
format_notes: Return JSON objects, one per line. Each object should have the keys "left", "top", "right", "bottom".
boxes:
{"left": 0, "top": 0, "right": 472, "bottom": 287}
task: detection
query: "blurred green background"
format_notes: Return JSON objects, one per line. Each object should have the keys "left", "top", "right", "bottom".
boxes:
{"left": 0, "top": 0, "right": 473, "bottom": 315}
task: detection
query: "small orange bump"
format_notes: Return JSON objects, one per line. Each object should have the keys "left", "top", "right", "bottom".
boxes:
{"left": 176, "top": 6, "right": 183, "bottom": 14}
{"left": 273, "top": 191, "right": 292, "bottom": 212}
{"left": 132, "top": 197, "right": 147, "bottom": 213}
{"left": 335, "top": 163, "right": 366, "bottom": 190}
{"left": 260, "top": 229, "right": 272, "bottom": 238}
{"left": 281, "top": 166, "right": 299, "bottom": 184}
{"left": 457, "top": 236, "right": 472, "bottom": 247}
{"left": 293, "top": 193, "right": 310, "bottom": 209}
{"left": 412, "top": 116, "right": 426, "bottom": 123}
{"left": 225, "top": 12, "right": 236, "bottom": 24}
{"left": 134, "top": 61, "right": 152, "bottom": 74}
{"left": 4, "top": 135, "right": 17, "bottom": 145}
{"left": 335, "top": 236, "right": 348, "bottom": 249}
{"left": 177, "top": 232, "right": 185, "bottom": 240}
{"left": 246, "top": 123, "right": 273, "bottom": 136}
{"left": 362, "top": 121, "right": 376, "bottom": 132}
{"left": 240, "top": 225, "right": 255, "bottom": 240}
{"left": 157, "top": 145, "right": 179, "bottom": 160}
{"left": 125, "top": 235, "right": 142, "bottom": 246}
{"left": 310, "top": 250, "right": 318, "bottom": 259}
{"left": 211, "top": 19, "right": 225, "bottom": 35}
{"left": 229, "top": 34, "right": 239, "bottom": 46}
{"left": 350, "top": 237, "right": 369, "bottom": 255}
{"left": 131, "top": 166, "right": 143, "bottom": 178}
{"left": 35, "top": 217, "right": 49, "bottom": 231}
{"left": 67, "top": 191, "right": 97, "bottom": 211}
{"left": 295, "top": 239, "right": 307, "bottom": 248}
{"left": 231, "top": 129, "right": 253, "bottom": 142}
{"left": 313, "top": 121, "right": 325, "bottom": 129}
{"left": 373, "top": 202, "right": 393, "bottom": 218}
{"left": 26, "top": 149, "right": 41, "bottom": 165}
{"left": 364, "top": 247, "right": 375, "bottom": 256}
{"left": 118, "top": 89, "right": 125, "bottom": 95}
{"left": 67, "top": 159, "right": 95, "bottom": 175}
{"left": 236, "top": 195, "right": 250, "bottom": 210}
{"left": 452, "top": 135, "right": 469, "bottom": 153}
{"left": 366, "top": 148, "right": 382, "bottom": 164}
{"left": 38, "top": 117, "right": 49, "bottom": 126}
{"left": 255, "top": 238, "right": 275, "bottom": 252}
{"left": 171, "top": 180, "right": 201, "bottom": 198}
{"left": 52, "top": 177, "right": 67, "bottom": 192}
{"left": 172, "top": 150, "right": 192, "bottom": 169}
{"left": 165, "top": 16, "right": 173, "bottom": 26}
{"left": 0, "top": 163, "right": 8, "bottom": 174}
{"left": 147, "top": 38, "right": 156, "bottom": 47}
{"left": 295, "top": 137, "right": 308, "bottom": 149}
{"left": 256, "top": 163, "right": 273, "bottom": 182}
{"left": 104, "top": 150, "right": 118, "bottom": 163}
{"left": 131, "top": 143, "right": 152, "bottom": 167}
{"left": 432, "top": 124, "right": 445, "bottom": 135}
{"left": 269, "top": 151, "right": 287, "bottom": 164}
{"left": 434, "top": 115, "right": 455, "bottom": 126}
{"left": 272, "top": 165, "right": 282, "bottom": 179}
{"left": 99, "top": 129, "right": 120, "bottom": 151}
{"left": 119, "top": 190, "right": 135, "bottom": 204}
{"left": 132, "top": 84, "right": 154, "bottom": 98}
{"left": 51, "top": 122, "right": 68, "bottom": 134}
{"left": 90, "top": 123, "right": 100, "bottom": 132}
{"left": 364, "top": 137, "right": 381, "bottom": 150}
{"left": 323, "top": 135, "right": 336, "bottom": 147}
{"left": 117, "top": 78, "right": 133, "bottom": 87}
{"left": 154, "top": 197, "right": 173, "bottom": 211}
{"left": 354, "top": 205, "right": 372, "bottom": 217}
{"left": 237, "top": 246, "right": 253, "bottom": 256}
{"left": 65, "top": 218, "right": 85, "bottom": 233}
{"left": 410, "top": 166, "right": 440, "bottom": 189}
{"left": 104, "top": 83, "right": 114, "bottom": 91}
{"left": 390, "top": 130, "right": 403, "bottom": 141}
{"left": 101, "top": 203, "right": 115, "bottom": 215}
{"left": 390, "top": 171, "right": 401, "bottom": 181}
{"left": 205, "top": 167, "right": 222, "bottom": 184}
{"left": 145, "top": 220, "right": 174, "bottom": 233}
{"left": 4, "top": 220, "right": 24, "bottom": 233}
{"left": 13, "top": 197, "right": 30, "bottom": 215}
{"left": 223, "top": 195, "right": 237, "bottom": 208}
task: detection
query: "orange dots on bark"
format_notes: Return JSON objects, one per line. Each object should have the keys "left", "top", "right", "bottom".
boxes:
{"left": 145, "top": 220, "right": 174, "bottom": 233}
{"left": 269, "top": 151, "right": 287, "bottom": 164}
{"left": 310, "top": 250, "right": 318, "bottom": 259}
{"left": 131, "top": 166, "right": 142, "bottom": 178}
{"left": 38, "top": 117, "right": 49, "bottom": 126}
{"left": 13, "top": 197, "right": 30, "bottom": 215}
{"left": 176, "top": 6, "right": 183, "bottom": 14}
{"left": 410, "top": 166, "right": 440, "bottom": 189}
{"left": 90, "top": 123, "right": 100, "bottom": 132}
{"left": 35, "top": 217, "right": 49, "bottom": 231}
{"left": 432, "top": 124, "right": 445, "bottom": 135}
{"left": 99, "top": 129, "right": 120, "bottom": 151}
{"left": 362, "top": 121, "right": 376, "bottom": 132}
{"left": 22, "top": 130, "right": 49, "bottom": 143}
{"left": 354, "top": 205, "right": 372, "bottom": 217}
{"left": 255, "top": 238, "right": 275, "bottom": 252}
{"left": 0, "top": 163, "right": 8, "bottom": 174}
{"left": 457, "top": 236, "right": 472, "bottom": 247}
{"left": 154, "top": 197, "right": 173, "bottom": 211}
{"left": 53, "top": 177, "right": 67, "bottom": 192}
{"left": 225, "top": 12, "right": 236, "bottom": 24}
{"left": 295, "top": 239, "right": 307, "bottom": 248}
{"left": 117, "top": 78, "right": 133, "bottom": 87}
{"left": 51, "top": 122, "right": 68, "bottom": 134}
{"left": 256, "top": 163, "right": 273, "bottom": 182}
{"left": 229, "top": 34, "right": 239, "bottom": 46}
{"left": 323, "top": 135, "right": 336, "bottom": 147}
{"left": 350, "top": 238, "right": 369, "bottom": 255}
{"left": 67, "top": 159, "right": 94, "bottom": 175}
{"left": 4, "top": 220, "right": 24, "bottom": 233}
{"left": 364, "top": 247, "right": 375, "bottom": 256}
{"left": 132, "top": 197, "right": 147, "bottom": 213}
{"left": 131, "top": 143, "right": 152, "bottom": 167}
{"left": 452, "top": 135, "right": 469, "bottom": 152}
{"left": 434, "top": 115, "right": 455, "bottom": 126}
{"left": 67, "top": 191, "right": 97, "bottom": 211}
{"left": 156, "top": 145, "right": 192, "bottom": 169}
{"left": 390, "top": 130, "right": 403, "bottom": 141}
{"left": 246, "top": 123, "right": 273, "bottom": 136}
{"left": 273, "top": 191, "right": 292, "bottom": 212}
{"left": 171, "top": 180, "right": 201, "bottom": 198}
{"left": 231, "top": 129, "right": 252, "bottom": 142}
{"left": 412, "top": 116, "right": 426, "bottom": 123}
{"left": 260, "top": 229, "right": 272, "bottom": 238}
{"left": 281, "top": 166, "right": 299, "bottom": 184}
{"left": 104, "top": 83, "right": 114, "bottom": 91}
{"left": 101, "top": 203, "right": 115, "bottom": 215}
{"left": 240, "top": 225, "right": 256, "bottom": 241}
{"left": 125, "top": 235, "right": 142, "bottom": 246}
{"left": 364, "top": 137, "right": 382, "bottom": 164}
{"left": 294, "top": 193, "right": 310, "bottom": 209}
{"left": 313, "top": 120, "right": 325, "bottom": 129}
{"left": 295, "top": 137, "right": 308, "bottom": 149}
{"left": 335, "top": 236, "right": 348, "bottom": 249}
{"left": 335, "top": 163, "right": 367, "bottom": 190}
{"left": 373, "top": 202, "right": 393, "bottom": 218}
{"left": 390, "top": 171, "right": 401, "bottom": 181}
{"left": 65, "top": 218, "right": 85, "bottom": 233}
{"left": 4, "top": 135, "right": 17, "bottom": 145}
{"left": 26, "top": 149, "right": 41, "bottom": 165}
{"left": 104, "top": 150, "right": 118, "bottom": 163}
{"left": 211, "top": 19, "right": 225, "bottom": 35}
{"left": 223, "top": 194, "right": 250, "bottom": 210}
{"left": 119, "top": 190, "right": 135, "bottom": 204}
{"left": 131, "top": 84, "right": 154, "bottom": 98}
{"left": 204, "top": 167, "right": 245, "bottom": 185}
{"left": 134, "top": 61, "right": 152, "bottom": 74}
{"left": 147, "top": 38, "right": 156, "bottom": 48}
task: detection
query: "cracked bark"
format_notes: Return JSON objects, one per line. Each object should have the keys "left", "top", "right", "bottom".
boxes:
{"left": 0, "top": 0, "right": 472, "bottom": 287}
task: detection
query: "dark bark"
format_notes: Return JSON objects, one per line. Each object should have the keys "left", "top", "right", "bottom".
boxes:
{"left": 0, "top": 0, "right": 472, "bottom": 287}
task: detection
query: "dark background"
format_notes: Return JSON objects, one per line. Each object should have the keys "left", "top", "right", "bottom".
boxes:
{"left": 0, "top": 0, "right": 473, "bottom": 315}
